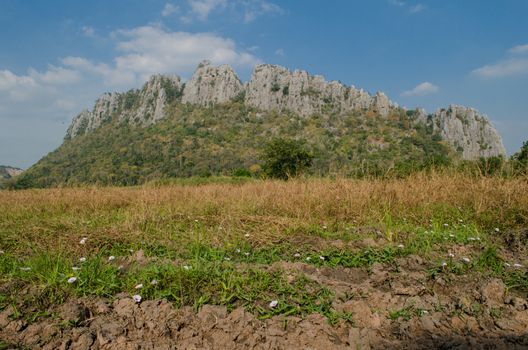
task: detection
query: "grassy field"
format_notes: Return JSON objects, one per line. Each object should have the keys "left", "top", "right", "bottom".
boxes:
{"left": 1, "top": 172, "right": 528, "bottom": 347}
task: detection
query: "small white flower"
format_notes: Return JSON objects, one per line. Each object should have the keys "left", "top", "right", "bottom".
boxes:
{"left": 319, "top": 256, "right": 325, "bottom": 261}
{"left": 20, "top": 267, "right": 31, "bottom": 271}
{"left": 108, "top": 256, "right": 115, "bottom": 262}
{"left": 462, "top": 257, "right": 471, "bottom": 263}
{"left": 441, "top": 261, "right": 447, "bottom": 267}
{"left": 224, "top": 257, "right": 231, "bottom": 261}
{"left": 468, "top": 237, "right": 476, "bottom": 241}
{"left": 494, "top": 228, "right": 500, "bottom": 232}
{"left": 129, "top": 249, "right": 134, "bottom": 253}
{"left": 322, "top": 225, "right": 327, "bottom": 229}
{"left": 443, "top": 223, "right": 449, "bottom": 227}
{"left": 513, "top": 263, "right": 523, "bottom": 268}
{"left": 244, "top": 252, "right": 250, "bottom": 256}
{"left": 449, "top": 234, "right": 455, "bottom": 238}
{"left": 505, "top": 263, "right": 511, "bottom": 267}
{"left": 235, "top": 249, "right": 241, "bottom": 253}
{"left": 79, "top": 257, "right": 86, "bottom": 263}
{"left": 306, "top": 257, "right": 311, "bottom": 261}
{"left": 476, "top": 237, "right": 481, "bottom": 241}
{"left": 135, "top": 284, "right": 143, "bottom": 289}
{"left": 458, "top": 219, "right": 463, "bottom": 223}
{"left": 67, "top": 277, "right": 77, "bottom": 284}
{"left": 244, "top": 234, "right": 250, "bottom": 238}
{"left": 79, "top": 237, "right": 88, "bottom": 245}
{"left": 397, "top": 244, "right": 404, "bottom": 249}
{"left": 151, "top": 280, "right": 158, "bottom": 286}
{"left": 194, "top": 219, "right": 199, "bottom": 223}
{"left": 269, "top": 300, "right": 278, "bottom": 308}
{"left": 219, "top": 226, "right": 223, "bottom": 230}
{"left": 133, "top": 295, "right": 142, "bottom": 303}
{"left": 183, "top": 265, "right": 191, "bottom": 270}
{"left": 294, "top": 253, "right": 301, "bottom": 258}
{"left": 118, "top": 265, "right": 124, "bottom": 270}
{"left": 448, "top": 253, "right": 455, "bottom": 258}
{"left": 72, "top": 266, "right": 80, "bottom": 271}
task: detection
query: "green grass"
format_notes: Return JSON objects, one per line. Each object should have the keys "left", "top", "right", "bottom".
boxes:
{"left": 1, "top": 176, "right": 527, "bottom": 328}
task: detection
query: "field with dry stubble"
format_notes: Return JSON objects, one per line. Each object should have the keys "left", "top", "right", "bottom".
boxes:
{"left": 1, "top": 173, "right": 528, "bottom": 349}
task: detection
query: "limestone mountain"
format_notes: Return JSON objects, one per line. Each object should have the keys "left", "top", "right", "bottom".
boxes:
{"left": 0, "top": 165, "right": 23, "bottom": 180}
{"left": 17, "top": 61, "right": 506, "bottom": 187}
{"left": 0, "top": 165, "right": 23, "bottom": 188}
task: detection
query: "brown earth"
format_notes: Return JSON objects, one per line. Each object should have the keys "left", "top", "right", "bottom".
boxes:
{"left": 1, "top": 256, "right": 527, "bottom": 349}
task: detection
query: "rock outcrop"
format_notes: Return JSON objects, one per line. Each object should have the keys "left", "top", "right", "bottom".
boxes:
{"left": 65, "top": 62, "right": 506, "bottom": 160}
{"left": 66, "top": 75, "right": 182, "bottom": 139}
{"left": 0, "top": 165, "right": 23, "bottom": 179}
{"left": 182, "top": 61, "right": 243, "bottom": 105}
{"left": 416, "top": 105, "right": 506, "bottom": 159}
{"left": 244, "top": 64, "right": 391, "bottom": 117}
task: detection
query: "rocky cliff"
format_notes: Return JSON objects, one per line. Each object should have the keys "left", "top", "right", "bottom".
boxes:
{"left": 65, "top": 61, "right": 505, "bottom": 160}
{"left": 416, "top": 106, "right": 506, "bottom": 159}
{"left": 182, "top": 61, "right": 243, "bottom": 105}
{"left": 244, "top": 64, "right": 393, "bottom": 117}
{"left": 66, "top": 75, "right": 182, "bottom": 138}
{"left": 0, "top": 165, "right": 23, "bottom": 179}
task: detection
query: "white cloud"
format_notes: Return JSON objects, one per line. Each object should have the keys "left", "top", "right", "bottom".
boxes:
{"left": 82, "top": 26, "right": 95, "bottom": 37}
{"left": 388, "top": 0, "right": 406, "bottom": 7}
{"left": 389, "top": 1, "right": 425, "bottom": 15}
{"left": 509, "top": 44, "right": 528, "bottom": 55}
{"left": 113, "top": 26, "right": 258, "bottom": 82}
{"left": 472, "top": 43, "right": 528, "bottom": 78}
{"left": 275, "top": 48, "right": 284, "bottom": 56}
{"left": 181, "top": 0, "right": 282, "bottom": 23}
{"left": 472, "top": 58, "right": 528, "bottom": 78}
{"left": 409, "top": 4, "right": 425, "bottom": 14}
{"left": 54, "top": 98, "right": 77, "bottom": 111}
{"left": 188, "top": 0, "right": 227, "bottom": 20}
{"left": 401, "top": 82, "right": 439, "bottom": 97}
{"left": 0, "top": 70, "right": 37, "bottom": 91}
{"left": 28, "top": 66, "right": 81, "bottom": 85}
{"left": 60, "top": 26, "right": 259, "bottom": 88}
{"left": 162, "top": 3, "right": 179, "bottom": 17}
{"left": 243, "top": 0, "right": 283, "bottom": 23}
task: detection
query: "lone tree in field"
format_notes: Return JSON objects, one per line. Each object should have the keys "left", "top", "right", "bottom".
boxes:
{"left": 262, "top": 138, "right": 313, "bottom": 180}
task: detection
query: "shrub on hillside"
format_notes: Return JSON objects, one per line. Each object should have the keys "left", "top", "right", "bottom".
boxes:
{"left": 262, "top": 138, "right": 314, "bottom": 180}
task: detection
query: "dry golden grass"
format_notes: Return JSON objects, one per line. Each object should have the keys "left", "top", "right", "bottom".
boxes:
{"left": 1, "top": 172, "right": 527, "bottom": 255}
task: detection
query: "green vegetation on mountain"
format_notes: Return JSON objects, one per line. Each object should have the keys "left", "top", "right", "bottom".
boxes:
{"left": 16, "top": 101, "right": 454, "bottom": 188}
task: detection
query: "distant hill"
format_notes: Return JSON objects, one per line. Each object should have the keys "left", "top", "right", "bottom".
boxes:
{"left": 16, "top": 62, "right": 506, "bottom": 188}
{"left": 0, "top": 165, "right": 23, "bottom": 180}
{"left": 0, "top": 165, "right": 23, "bottom": 189}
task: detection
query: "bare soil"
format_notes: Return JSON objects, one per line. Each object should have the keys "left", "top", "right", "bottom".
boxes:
{"left": 1, "top": 256, "right": 527, "bottom": 349}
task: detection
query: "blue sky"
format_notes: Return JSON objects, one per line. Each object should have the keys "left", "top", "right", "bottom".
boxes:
{"left": 1, "top": 0, "right": 527, "bottom": 168}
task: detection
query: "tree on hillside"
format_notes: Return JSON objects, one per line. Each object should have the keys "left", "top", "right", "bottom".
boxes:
{"left": 512, "top": 140, "right": 528, "bottom": 163}
{"left": 511, "top": 140, "right": 528, "bottom": 173}
{"left": 262, "top": 138, "right": 314, "bottom": 180}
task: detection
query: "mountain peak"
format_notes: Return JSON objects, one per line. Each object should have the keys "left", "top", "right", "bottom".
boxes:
{"left": 64, "top": 61, "right": 505, "bottom": 160}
